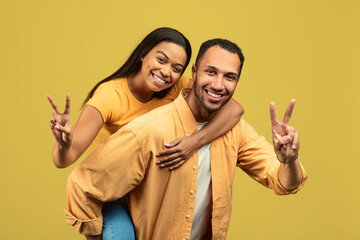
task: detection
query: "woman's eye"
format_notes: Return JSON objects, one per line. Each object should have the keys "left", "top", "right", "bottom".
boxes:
{"left": 157, "top": 57, "right": 165, "bottom": 63}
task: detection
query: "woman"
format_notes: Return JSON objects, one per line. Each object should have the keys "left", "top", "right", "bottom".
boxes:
{"left": 48, "top": 27, "right": 243, "bottom": 239}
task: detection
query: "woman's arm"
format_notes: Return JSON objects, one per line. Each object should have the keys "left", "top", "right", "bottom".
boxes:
{"left": 48, "top": 94, "right": 104, "bottom": 168}
{"left": 156, "top": 98, "right": 244, "bottom": 169}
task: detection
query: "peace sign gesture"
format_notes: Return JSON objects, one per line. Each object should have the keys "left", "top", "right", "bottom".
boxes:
{"left": 269, "top": 99, "right": 299, "bottom": 163}
{"left": 47, "top": 93, "right": 72, "bottom": 148}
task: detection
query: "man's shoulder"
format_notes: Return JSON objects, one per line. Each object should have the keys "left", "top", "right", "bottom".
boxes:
{"left": 226, "top": 118, "right": 248, "bottom": 133}
{"left": 125, "top": 101, "right": 178, "bottom": 134}
{"left": 223, "top": 118, "right": 258, "bottom": 141}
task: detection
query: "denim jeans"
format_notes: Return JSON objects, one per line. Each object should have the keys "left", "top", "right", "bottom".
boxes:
{"left": 102, "top": 197, "right": 135, "bottom": 240}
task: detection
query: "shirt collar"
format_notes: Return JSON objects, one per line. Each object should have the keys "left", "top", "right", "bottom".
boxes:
{"left": 173, "top": 88, "right": 198, "bottom": 136}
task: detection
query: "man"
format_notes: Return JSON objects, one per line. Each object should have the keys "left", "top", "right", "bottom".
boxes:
{"left": 66, "top": 39, "right": 307, "bottom": 240}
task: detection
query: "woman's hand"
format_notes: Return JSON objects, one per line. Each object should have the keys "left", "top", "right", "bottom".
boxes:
{"left": 156, "top": 134, "right": 199, "bottom": 170}
{"left": 47, "top": 93, "right": 72, "bottom": 148}
{"left": 47, "top": 94, "right": 103, "bottom": 168}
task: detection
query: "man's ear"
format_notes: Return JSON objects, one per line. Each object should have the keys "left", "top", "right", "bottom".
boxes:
{"left": 191, "top": 64, "right": 197, "bottom": 80}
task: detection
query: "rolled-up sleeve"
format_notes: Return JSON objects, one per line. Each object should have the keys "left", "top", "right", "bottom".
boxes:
{"left": 66, "top": 127, "right": 146, "bottom": 235}
{"left": 263, "top": 157, "right": 307, "bottom": 195}
{"left": 237, "top": 120, "right": 307, "bottom": 195}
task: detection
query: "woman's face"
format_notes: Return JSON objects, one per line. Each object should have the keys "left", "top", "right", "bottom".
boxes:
{"left": 140, "top": 41, "right": 187, "bottom": 93}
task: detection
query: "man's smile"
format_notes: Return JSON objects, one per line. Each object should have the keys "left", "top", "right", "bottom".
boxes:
{"left": 204, "top": 89, "right": 225, "bottom": 101}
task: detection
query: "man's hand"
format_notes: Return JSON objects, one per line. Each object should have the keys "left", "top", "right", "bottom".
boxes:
{"left": 269, "top": 99, "right": 299, "bottom": 163}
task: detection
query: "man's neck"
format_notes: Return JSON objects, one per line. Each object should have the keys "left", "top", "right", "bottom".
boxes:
{"left": 185, "top": 90, "right": 216, "bottom": 122}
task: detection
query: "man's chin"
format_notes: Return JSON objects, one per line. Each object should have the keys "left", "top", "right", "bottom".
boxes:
{"left": 203, "top": 103, "right": 223, "bottom": 113}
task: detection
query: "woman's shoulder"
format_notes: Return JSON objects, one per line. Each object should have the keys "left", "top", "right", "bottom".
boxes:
{"left": 86, "top": 78, "right": 128, "bottom": 123}
{"left": 166, "top": 75, "right": 190, "bottom": 99}
{"left": 97, "top": 78, "right": 126, "bottom": 93}
{"left": 176, "top": 75, "right": 190, "bottom": 87}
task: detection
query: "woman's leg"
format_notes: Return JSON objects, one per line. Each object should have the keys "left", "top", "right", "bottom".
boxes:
{"left": 102, "top": 197, "right": 135, "bottom": 240}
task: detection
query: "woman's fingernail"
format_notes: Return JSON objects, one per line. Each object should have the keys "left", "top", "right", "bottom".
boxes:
{"left": 292, "top": 144, "right": 297, "bottom": 149}
{"left": 160, "top": 164, "right": 165, "bottom": 167}
{"left": 156, "top": 161, "right": 160, "bottom": 164}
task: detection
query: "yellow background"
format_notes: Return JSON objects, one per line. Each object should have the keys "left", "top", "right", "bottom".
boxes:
{"left": 1, "top": 0, "right": 359, "bottom": 239}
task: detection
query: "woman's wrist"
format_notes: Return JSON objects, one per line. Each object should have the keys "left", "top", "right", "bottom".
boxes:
{"left": 58, "top": 142, "right": 70, "bottom": 151}
{"left": 192, "top": 130, "right": 205, "bottom": 148}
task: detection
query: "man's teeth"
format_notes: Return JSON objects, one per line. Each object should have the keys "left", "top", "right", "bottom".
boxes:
{"left": 207, "top": 91, "right": 221, "bottom": 98}
{"left": 153, "top": 74, "right": 165, "bottom": 84}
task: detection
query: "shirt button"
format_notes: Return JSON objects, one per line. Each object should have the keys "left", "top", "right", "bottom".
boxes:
{"left": 190, "top": 190, "right": 194, "bottom": 194}
{"left": 193, "top": 165, "right": 196, "bottom": 170}
{"left": 186, "top": 214, "right": 190, "bottom": 219}
{"left": 186, "top": 133, "right": 190, "bottom": 136}
{"left": 182, "top": 238, "right": 186, "bottom": 240}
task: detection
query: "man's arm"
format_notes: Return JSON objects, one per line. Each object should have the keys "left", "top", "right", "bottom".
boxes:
{"left": 66, "top": 127, "right": 146, "bottom": 236}
{"left": 278, "top": 159, "right": 303, "bottom": 191}
{"left": 236, "top": 118, "right": 306, "bottom": 195}
{"left": 269, "top": 99, "right": 304, "bottom": 191}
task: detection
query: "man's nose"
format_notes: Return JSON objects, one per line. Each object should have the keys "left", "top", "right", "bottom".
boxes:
{"left": 212, "top": 76, "right": 225, "bottom": 91}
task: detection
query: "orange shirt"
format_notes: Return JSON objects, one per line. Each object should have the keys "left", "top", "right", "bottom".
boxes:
{"left": 66, "top": 89, "right": 307, "bottom": 239}
{"left": 86, "top": 76, "right": 190, "bottom": 153}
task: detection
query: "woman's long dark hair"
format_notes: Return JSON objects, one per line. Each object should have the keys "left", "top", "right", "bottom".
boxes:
{"left": 82, "top": 27, "right": 192, "bottom": 107}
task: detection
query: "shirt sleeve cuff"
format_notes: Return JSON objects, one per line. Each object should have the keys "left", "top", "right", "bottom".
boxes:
{"left": 65, "top": 209, "right": 103, "bottom": 236}
{"left": 269, "top": 160, "right": 308, "bottom": 195}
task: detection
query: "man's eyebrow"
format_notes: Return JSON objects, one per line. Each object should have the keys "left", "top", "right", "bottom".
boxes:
{"left": 156, "top": 51, "right": 184, "bottom": 68}
{"left": 204, "top": 65, "right": 218, "bottom": 71}
{"left": 205, "top": 65, "right": 239, "bottom": 77}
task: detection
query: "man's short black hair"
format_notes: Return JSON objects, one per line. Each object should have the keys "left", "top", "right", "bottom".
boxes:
{"left": 195, "top": 38, "right": 245, "bottom": 77}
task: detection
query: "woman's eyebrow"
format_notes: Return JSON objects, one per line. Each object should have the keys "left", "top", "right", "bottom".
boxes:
{"left": 156, "top": 51, "right": 184, "bottom": 68}
{"left": 156, "top": 51, "right": 169, "bottom": 60}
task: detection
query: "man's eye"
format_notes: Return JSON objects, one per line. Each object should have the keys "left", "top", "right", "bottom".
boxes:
{"left": 173, "top": 67, "right": 181, "bottom": 73}
{"left": 226, "top": 75, "right": 237, "bottom": 81}
{"left": 206, "top": 70, "right": 215, "bottom": 74}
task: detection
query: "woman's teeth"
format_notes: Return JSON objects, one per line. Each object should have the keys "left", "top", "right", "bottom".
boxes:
{"left": 153, "top": 74, "right": 165, "bottom": 84}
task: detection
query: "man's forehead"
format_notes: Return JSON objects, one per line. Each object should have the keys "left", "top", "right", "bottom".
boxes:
{"left": 198, "top": 46, "right": 240, "bottom": 74}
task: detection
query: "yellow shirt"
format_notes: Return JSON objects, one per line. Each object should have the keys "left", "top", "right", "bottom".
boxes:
{"left": 86, "top": 76, "right": 190, "bottom": 153}
{"left": 66, "top": 89, "right": 307, "bottom": 239}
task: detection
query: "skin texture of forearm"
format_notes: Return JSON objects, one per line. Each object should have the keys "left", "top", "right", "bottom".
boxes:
{"left": 278, "top": 159, "right": 303, "bottom": 190}
{"left": 52, "top": 144, "right": 76, "bottom": 168}
{"left": 194, "top": 98, "right": 244, "bottom": 147}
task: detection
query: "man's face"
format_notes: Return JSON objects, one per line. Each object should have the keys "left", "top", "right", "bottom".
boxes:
{"left": 192, "top": 45, "right": 240, "bottom": 113}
